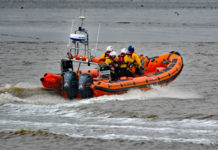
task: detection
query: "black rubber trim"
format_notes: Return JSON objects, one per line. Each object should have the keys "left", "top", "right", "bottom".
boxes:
{"left": 94, "top": 64, "right": 183, "bottom": 93}
{"left": 163, "top": 67, "right": 171, "bottom": 72}
{"left": 153, "top": 71, "right": 164, "bottom": 75}
{"left": 150, "top": 56, "right": 159, "bottom": 59}
{"left": 172, "top": 59, "right": 177, "bottom": 63}
{"left": 141, "top": 61, "right": 145, "bottom": 66}
{"left": 169, "top": 64, "right": 175, "bottom": 68}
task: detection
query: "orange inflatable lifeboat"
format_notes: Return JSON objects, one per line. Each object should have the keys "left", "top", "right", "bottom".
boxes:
{"left": 40, "top": 16, "right": 183, "bottom": 99}
{"left": 40, "top": 51, "right": 183, "bottom": 99}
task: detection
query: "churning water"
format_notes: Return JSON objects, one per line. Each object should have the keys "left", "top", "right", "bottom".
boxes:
{"left": 0, "top": 6, "right": 218, "bottom": 150}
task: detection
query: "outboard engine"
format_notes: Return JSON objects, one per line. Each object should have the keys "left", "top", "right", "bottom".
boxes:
{"left": 63, "top": 71, "right": 78, "bottom": 99}
{"left": 61, "top": 59, "right": 78, "bottom": 99}
{"left": 78, "top": 74, "right": 93, "bottom": 99}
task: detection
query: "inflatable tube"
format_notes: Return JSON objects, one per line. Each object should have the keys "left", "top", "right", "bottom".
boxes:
{"left": 40, "top": 51, "right": 183, "bottom": 99}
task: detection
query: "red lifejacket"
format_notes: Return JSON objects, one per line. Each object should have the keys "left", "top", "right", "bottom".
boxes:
{"left": 105, "top": 51, "right": 111, "bottom": 57}
{"left": 118, "top": 53, "right": 126, "bottom": 65}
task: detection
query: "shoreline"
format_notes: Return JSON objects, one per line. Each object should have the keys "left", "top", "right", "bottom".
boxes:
{"left": 1, "top": 0, "right": 218, "bottom": 9}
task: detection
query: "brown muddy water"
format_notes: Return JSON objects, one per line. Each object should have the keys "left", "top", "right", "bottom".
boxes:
{"left": 0, "top": 8, "right": 218, "bottom": 150}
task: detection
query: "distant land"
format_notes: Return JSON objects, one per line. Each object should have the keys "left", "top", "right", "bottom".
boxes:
{"left": 1, "top": 0, "right": 218, "bottom": 9}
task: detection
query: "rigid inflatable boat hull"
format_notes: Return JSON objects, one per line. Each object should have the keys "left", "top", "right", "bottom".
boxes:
{"left": 40, "top": 51, "right": 183, "bottom": 99}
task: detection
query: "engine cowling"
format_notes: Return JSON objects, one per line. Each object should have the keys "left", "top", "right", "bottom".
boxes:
{"left": 63, "top": 71, "right": 78, "bottom": 99}
{"left": 78, "top": 74, "right": 93, "bottom": 99}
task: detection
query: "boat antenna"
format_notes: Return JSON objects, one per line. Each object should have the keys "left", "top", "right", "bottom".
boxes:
{"left": 95, "top": 23, "right": 101, "bottom": 53}
{"left": 79, "top": 9, "right": 86, "bottom": 27}
{"left": 67, "top": 19, "right": 74, "bottom": 54}
{"left": 80, "top": 16, "right": 85, "bottom": 27}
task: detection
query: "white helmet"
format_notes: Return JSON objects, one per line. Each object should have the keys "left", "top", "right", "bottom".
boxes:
{"left": 106, "top": 46, "right": 113, "bottom": 52}
{"left": 109, "top": 51, "right": 117, "bottom": 57}
{"left": 121, "top": 48, "right": 127, "bottom": 54}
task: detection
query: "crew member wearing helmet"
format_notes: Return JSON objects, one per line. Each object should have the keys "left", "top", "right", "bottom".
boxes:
{"left": 118, "top": 48, "right": 133, "bottom": 77}
{"left": 105, "top": 51, "right": 119, "bottom": 81}
{"left": 101, "top": 46, "right": 113, "bottom": 59}
{"left": 125, "top": 45, "right": 144, "bottom": 75}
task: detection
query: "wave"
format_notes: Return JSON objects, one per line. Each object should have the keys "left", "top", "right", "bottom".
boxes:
{"left": 1, "top": 118, "right": 217, "bottom": 145}
{"left": 58, "top": 86, "right": 202, "bottom": 107}
{"left": 0, "top": 83, "right": 67, "bottom": 105}
{"left": 0, "top": 82, "right": 202, "bottom": 105}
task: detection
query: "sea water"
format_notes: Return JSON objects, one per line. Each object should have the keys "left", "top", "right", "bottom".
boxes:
{"left": 0, "top": 4, "right": 218, "bottom": 150}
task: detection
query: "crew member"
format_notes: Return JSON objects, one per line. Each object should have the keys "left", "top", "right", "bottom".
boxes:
{"left": 105, "top": 51, "right": 119, "bottom": 81}
{"left": 101, "top": 46, "right": 113, "bottom": 59}
{"left": 125, "top": 45, "right": 144, "bottom": 75}
{"left": 118, "top": 48, "right": 133, "bottom": 77}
